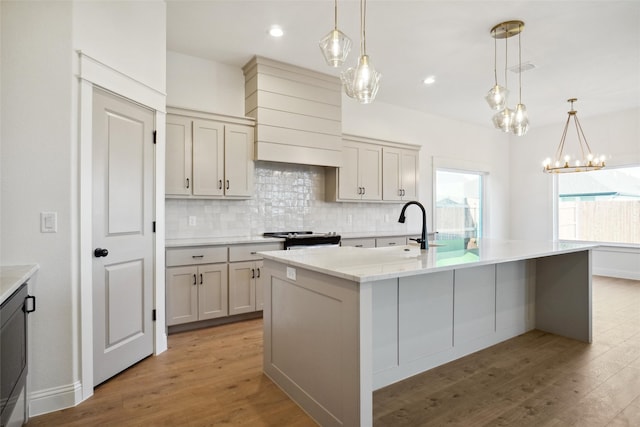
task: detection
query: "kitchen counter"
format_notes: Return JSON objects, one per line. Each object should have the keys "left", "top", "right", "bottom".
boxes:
{"left": 165, "top": 235, "right": 284, "bottom": 247}
{"left": 260, "top": 239, "right": 594, "bottom": 426}
{"left": 259, "top": 238, "right": 596, "bottom": 283}
{"left": 0, "top": 264, "right": 39, "bottom": 305}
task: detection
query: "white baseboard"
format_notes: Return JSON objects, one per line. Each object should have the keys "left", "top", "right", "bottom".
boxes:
{"left": 29, "top": 381, "right": 83, "bottom": 417}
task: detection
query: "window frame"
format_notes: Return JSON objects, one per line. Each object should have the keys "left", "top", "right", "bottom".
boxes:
{"left": 433, "top": 166, "right": 487, "bottom": 240}
{"left": 553, "top": 164, "right": 640, "bottom": 247}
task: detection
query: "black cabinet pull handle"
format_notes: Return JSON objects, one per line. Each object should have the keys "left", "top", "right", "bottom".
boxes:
{"left": 226, "top": 180, "right": 230, "bottom": 190}
{"left": 200, "top": 273, "right": 203, "bottom": 285}
{"left": 24, "top": 295, "right": 36, "bottom": 313}
{"left": 362, "top": 187, "right": 366, "bottom": 195}
{"left": 193, "top": 274, "right": 197, "bottom": 285}
{"left": 250, "top": 251, "right": 257, "bottom": 255}
{"left": 251, "top": 268, "right": 255, "bottom": 279}
{"left": 192, "top": 255, "right": 204, "bottom": 258}
{"left": 218, "top": 179, "right": 223, "bottom": 189}
{"left": 256, "top": 268, "right": 261, "bottom": 278}
{"left": 186, "top": 178, "right": 190, "bottom": 189}
{"left": 94, "top": 248, "right": 109, "bottom": 258}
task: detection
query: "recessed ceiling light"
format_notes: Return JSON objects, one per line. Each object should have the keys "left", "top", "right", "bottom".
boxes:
{"left": 422, "top": 75, "right": 436, "bottom": 85}
{"left": 269, "top": 26, "right": 284, "bottom": 38}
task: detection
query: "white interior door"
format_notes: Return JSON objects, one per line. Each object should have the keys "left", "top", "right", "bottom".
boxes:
{"left": 92, "top": 88, "right": 155, "bottom": 386}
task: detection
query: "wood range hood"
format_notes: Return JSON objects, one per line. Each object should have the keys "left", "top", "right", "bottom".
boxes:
{"left": 242, "top": 56, "right": 343, "bottom": 168}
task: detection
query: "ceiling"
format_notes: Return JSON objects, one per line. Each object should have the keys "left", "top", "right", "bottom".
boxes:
{"left": 166, "top": 1, "right": 640, "bottom": 129}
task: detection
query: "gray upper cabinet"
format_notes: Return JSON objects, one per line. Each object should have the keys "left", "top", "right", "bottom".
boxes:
{"left": 165, "top": 108, "right": 255, "bottom": 199}
{"left": 327, "top": 134, "right": 420, "bottom": 203}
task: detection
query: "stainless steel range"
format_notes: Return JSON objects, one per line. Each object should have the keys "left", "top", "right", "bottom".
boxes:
{"left": 264, "top": 231, "right": 341, "bottom": 250}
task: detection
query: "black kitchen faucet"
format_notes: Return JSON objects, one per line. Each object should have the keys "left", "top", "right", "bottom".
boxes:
{"left": 398, "top": 201, "right": 428, "bottom": 250}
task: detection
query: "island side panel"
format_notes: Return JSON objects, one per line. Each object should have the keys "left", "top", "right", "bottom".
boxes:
{"left": 535, "top": 250, "right": 592, "bottom": 343}
{"left": 262, "top": 259, "right": 361, "bottom": 427}
{"left": 372, "top": 262, "right": 533, "bottom": 390}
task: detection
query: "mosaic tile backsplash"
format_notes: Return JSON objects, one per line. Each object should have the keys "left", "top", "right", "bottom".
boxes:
{"left": 166, "top": 162, "right": 419, "bottom": 238}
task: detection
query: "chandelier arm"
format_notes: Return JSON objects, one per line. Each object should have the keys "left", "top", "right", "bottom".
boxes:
{"left": 556, "top": 115, "right": 572, "bottom": 162}
{"left": 573, "top": 115, "right": 594, "bottom": 157}
{"left": 572, "top": 116, "right": 587, "bottom": 161}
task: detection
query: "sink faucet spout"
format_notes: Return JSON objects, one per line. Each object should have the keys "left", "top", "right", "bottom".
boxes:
{"left": 398, "top": 201, "right": 428, "bottom": 250}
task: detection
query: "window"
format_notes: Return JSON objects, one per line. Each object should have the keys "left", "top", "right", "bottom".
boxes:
{"left": 557, "top": 165, "right": 640, "bottom": 244}
{"left": 435, "top": 169, "right": 484, "bottom": 240}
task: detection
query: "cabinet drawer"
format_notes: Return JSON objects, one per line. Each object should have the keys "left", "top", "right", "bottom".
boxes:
{"left": 229, "top": 242, "right": 282, "bottom": 262}
{"left": 166, "top": 246, "right": 227, "bottom": 267}
{"left": 341, "top": 238, "right": 376, "bottom": 248}
{"left": 376, "top": 236, "right": 406, "bottom": 247}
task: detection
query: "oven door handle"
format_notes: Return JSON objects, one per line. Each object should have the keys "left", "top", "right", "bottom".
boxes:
{"left": 24, "top": 295, "right": 36, "bottom": 313}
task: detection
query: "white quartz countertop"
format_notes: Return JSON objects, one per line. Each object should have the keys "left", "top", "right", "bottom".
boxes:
{"left": 166, "top": 235, "right": 284, "bottom": 247}
{"left": 259, "top": 239, "right": 598, "bottom": 283}
{"left": 1, "top": 264, "right": 39, "bottom": 305}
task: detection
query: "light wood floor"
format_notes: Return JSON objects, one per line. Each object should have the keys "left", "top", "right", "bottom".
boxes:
{"left": 27, "top": 276, "right": 640, "bottom": 426}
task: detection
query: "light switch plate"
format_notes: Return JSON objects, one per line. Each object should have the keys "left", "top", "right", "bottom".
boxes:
{"left": 188, "top": 216, "right": 197, "bottom": 226}
{"left": 286, "top": 267, "right": 296, "bottom": 281}
{"left": 41, "top": 211, "right": 57, "bottom": 233}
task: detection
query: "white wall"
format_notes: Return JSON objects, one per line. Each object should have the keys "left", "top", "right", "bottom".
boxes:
{"left": 166, "top": 51, "right": 244, "bottom": 115}
{"left": 1, "top": 0, "right": 77, "bottom": 411}
{"left": 166, "top": 52, "right": 512, "bottom": 239}
{"left": 510, "top": 107, "right": 640, "bottom": 278}
{"left": 1, "top": 0, "right": 166, "bottom": 416}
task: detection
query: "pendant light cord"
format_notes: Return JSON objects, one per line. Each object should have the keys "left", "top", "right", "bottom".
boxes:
{"left": 518, "top": 22, "right": 522, "bottom": 103}
{"left": 334, "top": 0, "right": 338, "bottom": 30}
{"left": 503, "top": 28, "right": 508, "bottom": 93}
{"left": 493, "top": 33, "right": 498, "bottom": 85}
{"left": 361, "top": 0, "right": 366, "bottom": 55}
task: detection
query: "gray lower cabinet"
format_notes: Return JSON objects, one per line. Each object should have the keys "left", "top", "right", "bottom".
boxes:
{"left": 166, "top": 264, "right": 228, "bottom": 325}
{"left": 166, "top": 241, "right": 281, "bottom": 327}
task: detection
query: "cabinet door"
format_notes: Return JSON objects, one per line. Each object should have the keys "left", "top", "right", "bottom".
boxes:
{"left": 199, "top": 263, "right": 228, "bottom": 320}
{"left": 255, "top": 260, "right": 265, "bottom": 310}
{"left": 224, "top": 124, "right": 254, "bottom": 197}
{"left": 359, "top": 144, "right": 382, "bottom": 200}
{"left": 228, "top": 261, "right": 257, "bottom": 315}
{"left": 166, "top": 266, "right": 198, "bottom": 326}
{"left": 192, "top": 119, "right": 224, "bottom": 196}
{"left": 382, "top": 148, "right": 402, "bottom": 201}
{"left": 338, "top": 143, "right": 361, "bottom": 200}
{"left": 165, "top": 115, "right": 192, "bottom": 196}
{"left": 400, "top": 150, "right": 418, "bottom": 200}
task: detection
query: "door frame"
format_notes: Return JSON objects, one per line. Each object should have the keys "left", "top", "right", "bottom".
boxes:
{"left": 78, "top": 52, "right": 167, "bottom": 402}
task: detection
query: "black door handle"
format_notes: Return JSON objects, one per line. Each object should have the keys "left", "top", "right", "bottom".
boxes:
{"left": 94, "top": 248, "right": 109, "bottom": 258}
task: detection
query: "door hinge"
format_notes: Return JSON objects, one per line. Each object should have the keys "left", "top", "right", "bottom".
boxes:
{"left": 153, "top": 130, "right": 157, "bottom": 144}
{"left": 153, "top": 221, "right": 156, "bottom": 233}
{"left": 152, "top": 309, "right": 156, "bottom": 321}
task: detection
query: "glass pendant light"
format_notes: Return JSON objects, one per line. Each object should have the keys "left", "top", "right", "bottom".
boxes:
{"left": 341, "top": 0, "right": 381, "bottom": 104}
{"left": 509, "top": 22, "right": 529, "bottom": 136}
{"left": 487, "top": 20, "right": 528, "bottom": 134}
{"left": 319, "top": 0, "right": 352, "bottom": 67}
{"left": 492, "top": 107, "right": 514, "bottom": 132}
{"left": 485, "top": 32, "right": 508, "bottom": 110}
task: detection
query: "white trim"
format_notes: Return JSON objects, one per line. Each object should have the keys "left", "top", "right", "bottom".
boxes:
{"left": 78, "top": 51, "right": 166, "bottom": 112}
{"left": 77, "top": 51, "right": 167, "bottom": 405}
{"left": 29, "top": 381, "right": 83, "bottom": 417}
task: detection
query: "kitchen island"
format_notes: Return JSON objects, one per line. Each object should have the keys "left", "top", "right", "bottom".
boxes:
{"left": 259, "top": 239, "right": 595, "bottom": 427}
